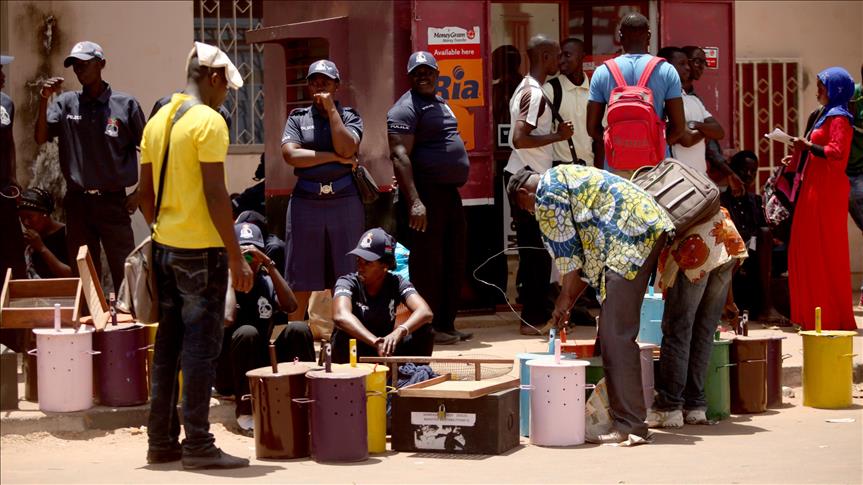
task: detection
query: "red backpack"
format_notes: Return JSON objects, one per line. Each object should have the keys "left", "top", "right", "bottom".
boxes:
{"left": 603, "top": 56, "right": 667, "bottom": 171}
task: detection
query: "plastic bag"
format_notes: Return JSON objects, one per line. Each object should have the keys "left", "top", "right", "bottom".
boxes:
{"left": 585, "top": 378, "right": 613, "bottom": 441}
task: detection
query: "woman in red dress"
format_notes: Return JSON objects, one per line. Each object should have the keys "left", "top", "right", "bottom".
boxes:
{"left": 789, "top": 67, "right": 857, "bottom": 331}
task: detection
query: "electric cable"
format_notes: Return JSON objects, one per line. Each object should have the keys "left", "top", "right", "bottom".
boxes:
{"left": 471, "top": 245, "right": 555, "bottom": 335}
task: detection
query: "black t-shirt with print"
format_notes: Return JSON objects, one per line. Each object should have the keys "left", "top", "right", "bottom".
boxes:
{"left": 333, "top": 272, "right": 417, "bottom": 336}
{"left": 234, "top": 271, "right": 278, "bottom": 333}
{"left": 331, "top": 272, "right": 417, "bottom": 362}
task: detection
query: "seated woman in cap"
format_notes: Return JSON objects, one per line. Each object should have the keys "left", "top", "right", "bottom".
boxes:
{"left": 18, "top": 187, "right": 71, "bottom": 278}
{"left": 331, "top": 228, "right": 434, "bottom": 363}
{"left": 218, "top": 222, "right": 315, "bottom": 434}
{"left": 280, "top": 59, "right": 365, "bottom": 330}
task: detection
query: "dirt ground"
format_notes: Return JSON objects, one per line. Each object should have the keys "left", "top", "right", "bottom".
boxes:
{"left": 3, "top": 311, "right": 862, "bottom": 484}
{"left": 1, "top": 387, "right": 861, "bottom": 484}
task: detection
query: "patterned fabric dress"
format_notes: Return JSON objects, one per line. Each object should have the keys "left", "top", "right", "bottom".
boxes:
{"left": 535, "top": 165, "right": 674, "bottom": 301}
{"left": 658, "top": 208, "right": 748, "bottom": 289}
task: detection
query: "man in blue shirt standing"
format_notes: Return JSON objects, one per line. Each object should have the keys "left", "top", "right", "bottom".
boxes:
{"left": 35, "top": 41, "right": 146, "bottom": 291}
{"left": 586, "top": 13, "right": 686, "bottom": 178}
{"left": 387, "top": 51, "right": 471, "bottom": 346}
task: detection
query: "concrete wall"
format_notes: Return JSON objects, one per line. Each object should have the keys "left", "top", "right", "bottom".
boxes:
{"left": 735, "top": 0, "right": 863, "bottom": 286}
{"left": 3, "top": 1, "right": 192, "bottom": 184}
{"left": 1, "top": 1, "right": 261, "bottom": 242}
{"left": 261, "top": 0, "right": 399, "bottom": 193}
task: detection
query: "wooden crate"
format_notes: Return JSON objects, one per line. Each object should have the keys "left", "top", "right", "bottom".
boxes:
{"left": 0, "top": 269, "right": 82, "bottom": 328}
{"left": 391, "top": 388, "right": 520, "bottom": 455}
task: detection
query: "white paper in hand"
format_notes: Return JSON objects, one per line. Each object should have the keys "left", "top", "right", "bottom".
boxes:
{"left": 764, "top": 128, "right": 795, "bottom": 145}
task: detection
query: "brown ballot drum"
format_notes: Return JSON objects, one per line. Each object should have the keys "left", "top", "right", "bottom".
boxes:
{"left": 93, "top": 323, "right": 149, "bottom": 406}
{"left": 730, "top": 336, "right": 769, "bottom": 414}
{"left": 246, "top": 361, "right": 319, "bottom": 459}
{"left": 305, "top": 367, "right": 370, "bottom": 462}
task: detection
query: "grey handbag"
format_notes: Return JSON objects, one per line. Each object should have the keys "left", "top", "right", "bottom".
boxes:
{"left": 631, "top": 158, "right": 720, "bottom": 233}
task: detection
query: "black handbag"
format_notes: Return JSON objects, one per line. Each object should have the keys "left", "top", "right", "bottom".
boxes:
{"left": 353, "top": 165, "right": 380, "bottom": 204}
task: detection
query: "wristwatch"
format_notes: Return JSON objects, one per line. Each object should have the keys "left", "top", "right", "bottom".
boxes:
{"left": 688, "top": 120, "right": 697, "bottom": 130}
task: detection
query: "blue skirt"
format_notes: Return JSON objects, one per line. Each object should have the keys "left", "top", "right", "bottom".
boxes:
{"left": 284, "top": 190, "right": 364, "bottom": 291}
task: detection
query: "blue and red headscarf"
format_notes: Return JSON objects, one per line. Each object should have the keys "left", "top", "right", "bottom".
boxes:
{"left": 813, "top": 67, "right": 855, "bottom": 129}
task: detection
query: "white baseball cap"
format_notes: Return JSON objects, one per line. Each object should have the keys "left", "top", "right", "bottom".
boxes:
{"left": 63, "top": 41, "right": 104, "bottom": 67}
{"left": 186, "top": 42, "right": 243, "bottom": 90}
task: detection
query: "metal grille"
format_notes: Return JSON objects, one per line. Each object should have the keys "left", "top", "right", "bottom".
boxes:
{"left": 734, "top": 59, "right": 802, "bottom": 193}
{"left": 195, "top": 0, "right": 264, "bottom": 145}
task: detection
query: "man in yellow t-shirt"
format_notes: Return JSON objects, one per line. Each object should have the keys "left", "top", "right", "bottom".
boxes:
{"left": 138, "top": 42, "right": 253, "bottom": 470}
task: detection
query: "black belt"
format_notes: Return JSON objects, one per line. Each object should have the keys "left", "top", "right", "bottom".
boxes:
{"left": 295, "top": 174, "right": 353, "bottom": 196}
{"left": 552, "top": 159, "right": 587, "bottom": 167}
{"left": 78, "top": 189, "right": 125, "bottom": 196}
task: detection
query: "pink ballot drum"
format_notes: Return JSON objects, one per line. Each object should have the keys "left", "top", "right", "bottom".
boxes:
{"left": 526, "top": 359, "right": 590, "bottom": 446}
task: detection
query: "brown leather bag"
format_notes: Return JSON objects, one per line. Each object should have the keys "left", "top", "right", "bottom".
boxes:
{"left": 353, "top": 165, "right": 380, "bottom": 204}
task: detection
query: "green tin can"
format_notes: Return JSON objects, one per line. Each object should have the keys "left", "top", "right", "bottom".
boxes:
{"left": 705, "top": 339, "right": 733, "bottom": 421}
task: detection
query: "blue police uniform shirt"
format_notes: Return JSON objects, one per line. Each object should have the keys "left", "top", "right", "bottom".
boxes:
{"left": 588, "top": 54, "right": 682, "bottom": 120}
{"left": 280, "top": 103, "right": 363, "bottom": 183}
{"left": 46, "top": 82, "right": 146, "bottom": 192}
{"left": 333, "top": 272, "right": 417, "bottom": 337}
{"left": 387, "top": 90, "right": 470, "bottom": 186}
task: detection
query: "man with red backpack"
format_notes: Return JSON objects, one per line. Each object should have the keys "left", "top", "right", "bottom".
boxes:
{"left": 586, "top": 12, "right": 687, "bottom": 178}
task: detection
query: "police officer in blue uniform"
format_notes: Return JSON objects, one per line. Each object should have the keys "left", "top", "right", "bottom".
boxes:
{"left": 387, "top": 51, "right": 472, "bottom": 345}
{"left": 35, "top": 41, "right": 146, "bottom": 290}
{"left": 281, "top": 60, "right": 364, "bottom": 319}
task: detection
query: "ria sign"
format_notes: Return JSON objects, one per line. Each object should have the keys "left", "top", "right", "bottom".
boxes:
{"left": 436, "top": 65, "right": 480, "bottom": 101}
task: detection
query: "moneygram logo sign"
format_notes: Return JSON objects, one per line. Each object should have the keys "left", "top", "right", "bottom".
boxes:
{"left": 428, "top": 26, "right": 481, "bottom": 45}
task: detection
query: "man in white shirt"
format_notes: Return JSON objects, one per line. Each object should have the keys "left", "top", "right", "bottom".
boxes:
{"left": 504, "top": 34, "right": 573, "bottom": 335}
{"left": 542, "top": 38, "right": 596, "bottom": 166}
{"left": 658, "top": 46, "right": 724, "bottom": 173}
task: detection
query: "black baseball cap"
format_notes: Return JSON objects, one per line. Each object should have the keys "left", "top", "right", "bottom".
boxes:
{"left": 235, "top": 222, "right": 265, "bottom": 249}
{"left": 347, "top": 228, "right": 395, "bottom": 262}
{"left": 407, "top": 51, "right": 438, "bottom": 74}
{"left": 307, "top": 59, "right": 340, "bottom": 81}
{"left": 235, "top": 210, "right": 267, "bottom": 236}
{"left": 18, "top": 188, "right": 54, "bottom": 214}
{"left": 64, "top": 41, "right": 105, "bottom": 67}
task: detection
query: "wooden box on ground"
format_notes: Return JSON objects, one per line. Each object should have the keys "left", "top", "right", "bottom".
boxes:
{"left": 0, "top": 269, "right": 81, "bottom": 328}
{"left": 391, "top": 375, "right": 520, "bottom": 455}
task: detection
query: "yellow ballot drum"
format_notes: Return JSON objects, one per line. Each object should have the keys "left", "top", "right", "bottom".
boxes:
{"left": 801, "top": 330, "right": 857, "bottom": 409}
{"left": 334, "top": 363, "right": 391, "bottom": 453}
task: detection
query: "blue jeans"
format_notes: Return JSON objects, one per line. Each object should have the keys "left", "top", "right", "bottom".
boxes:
{"left": 849, "top": 173, "right": 863, "bottom": 232}
{"left": 147, "top": 244, "right": 228, "bottom": 455}
{"left": 655, "top": 260, "right": 735, "bottom": 411}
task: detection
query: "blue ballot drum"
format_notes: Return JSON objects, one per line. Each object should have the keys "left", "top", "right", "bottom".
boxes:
{"left": 639, "top": 287, "right": 664, "bottom": 345}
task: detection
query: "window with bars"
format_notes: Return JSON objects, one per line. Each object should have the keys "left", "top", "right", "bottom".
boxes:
{"left": 194, "top": 0, "right": 264, "bottom": 145}
{"left": 734, "top": 59, "right": 802, "bottom": 192}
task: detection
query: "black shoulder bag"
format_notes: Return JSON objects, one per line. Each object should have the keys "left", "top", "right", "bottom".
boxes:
{"left": 517, "top": 81, "right": 580, "bottom": 164}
